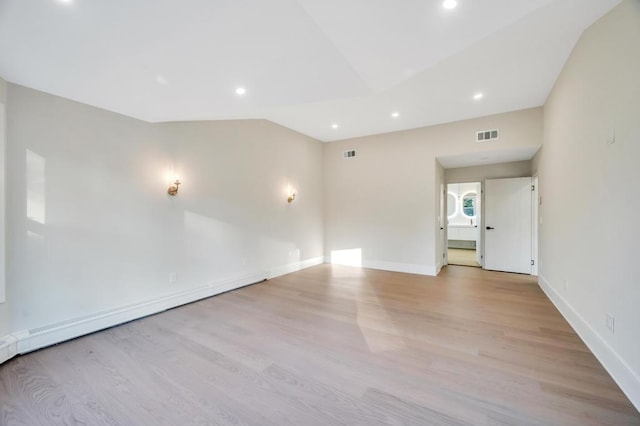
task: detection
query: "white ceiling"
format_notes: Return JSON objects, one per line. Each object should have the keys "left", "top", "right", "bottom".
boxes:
{"left": 0, "top": 0, "right": 620, "bottom": 143}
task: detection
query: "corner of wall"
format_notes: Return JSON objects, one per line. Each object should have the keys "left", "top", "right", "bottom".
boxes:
{"left": 0, "top": 77, "right": 7, "bottom": 324}
{"left": 537, "top": 0, "right": 640, "bottom": 411}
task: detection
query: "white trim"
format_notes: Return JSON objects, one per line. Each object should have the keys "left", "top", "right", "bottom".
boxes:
{"left": 538, "top": 275, "right": 640, "bottom": 412}
{"left": 531, "top": 175, "right": 539, "bottom": 276}
{"left": 267, "top": 256, "right": 324, "bottom": 279}
{"left": 0, "top": 334, "right": 17, "bottom": 365}
{"left": 3, "top": 258, "right": 323, "bottom": 363}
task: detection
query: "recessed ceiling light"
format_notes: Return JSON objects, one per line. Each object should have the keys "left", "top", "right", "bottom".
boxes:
{"left": 331, "top": 123, "right": 339, "bottom": 129}
{"left": 391, "top": 112, "right": 400, "bottom": 118}
{"left": 473, "top": 92, "right": 484, "bottom": 100}
{"left": 442, "top": 0, "right": 457, "bottom": 10}
{"left": 235, "top": 87, "right": 246, "bottom": 95}
{"left": 58, "top": 0, "right": 72, "bottom": 3}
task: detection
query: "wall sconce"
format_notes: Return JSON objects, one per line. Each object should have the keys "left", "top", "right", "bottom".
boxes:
{"left": 285, "top": 183, "right": 296, "bottom": 203}
{"left": 167, "top": 179, "right": 181, "bottom": 196}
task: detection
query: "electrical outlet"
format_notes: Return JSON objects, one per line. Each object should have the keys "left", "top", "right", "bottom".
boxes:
{"left": 169, "top": 272, "right": 177, "bottom": 284}
{"left": 606, "top": 313, "right": 615, "bottom": 334}
{"left": 563, "top": 279, "right": 568, "bottom": 295}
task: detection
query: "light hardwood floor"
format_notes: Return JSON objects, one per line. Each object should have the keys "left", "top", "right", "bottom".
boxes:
{"left": 1, "top": 265, "right": 638, "bottom": 425}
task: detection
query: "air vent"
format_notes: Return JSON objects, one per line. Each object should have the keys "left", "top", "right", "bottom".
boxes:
{"left": 343, "top": 150, "right": 356, "bottom": 159}
{"left": 476, "top": 129, "right": 499, "bottom": 142}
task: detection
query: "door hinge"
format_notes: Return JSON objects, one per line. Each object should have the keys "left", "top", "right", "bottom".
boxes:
{"left": 531, "top": 184, "right": 535, "bottom": 191}
{"left": 531, "top": 260, "right": 535, "bottom": 266}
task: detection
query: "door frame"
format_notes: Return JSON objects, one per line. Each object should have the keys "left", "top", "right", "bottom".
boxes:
{"left": 531, "top": 174, "right": 539, "bottom": 276}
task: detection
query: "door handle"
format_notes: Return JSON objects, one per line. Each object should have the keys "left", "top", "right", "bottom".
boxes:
{"left": 486, "top": 226, "right": 494, "bottom": 230}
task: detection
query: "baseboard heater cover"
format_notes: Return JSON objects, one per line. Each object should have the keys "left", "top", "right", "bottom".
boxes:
{"left": 1, "top": 257, "right": 325, "bottom": 364}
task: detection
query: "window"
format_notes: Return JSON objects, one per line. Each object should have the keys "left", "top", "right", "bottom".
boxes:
{"left": 462, "top": 192, "right": 476, "bottom": 217}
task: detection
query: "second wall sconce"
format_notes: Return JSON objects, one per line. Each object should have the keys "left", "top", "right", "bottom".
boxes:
{"left": 286, "top": 184, "right": 296, "bottom": 203}
{"left": 167, "top": 179, "right": 181, "bottom": 196}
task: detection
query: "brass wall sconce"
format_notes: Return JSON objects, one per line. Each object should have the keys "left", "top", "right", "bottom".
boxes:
{"left": 167, "top": 179, "right": 181, "bottom": 196}
{"left": 287, "top": 191, "right": 296, "bottom": 203}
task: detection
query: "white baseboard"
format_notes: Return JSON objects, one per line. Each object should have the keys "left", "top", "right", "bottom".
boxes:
{"left": 0, "top": 334, "right": 18, "bottom": 365}
{"left": 538, "top": 275, "right": 640, "bottom": 412}
{"left": 3, "top": 258, "right": 322, "bottom": 364}
{"left": 267, "top": 256, "right": 324, "bottom": 279}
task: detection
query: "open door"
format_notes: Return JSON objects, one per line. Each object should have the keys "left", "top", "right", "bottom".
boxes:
{"left": 484, "top": 177, "right": 532, "bottom": 274}
{"left": 475, "top": 181, "right": 483, "bottom": 267}
{"left": 439, "top": 183, "right": 447, "bottom": 269}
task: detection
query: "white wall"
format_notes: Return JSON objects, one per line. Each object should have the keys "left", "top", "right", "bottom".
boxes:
{"left": 535, "top": 0, "right": 640, "bottom": 409}
{"left": 445, "top": 160, "right": 532, "bottom": 184}
{"left": 5, "top": 84, "right": 324, "bottom": 336}
{"left": 0, "top": 77, "right": 7, "bottom": 338}
{"left": 324, "top": 107, "right": 542, "bottom": 276}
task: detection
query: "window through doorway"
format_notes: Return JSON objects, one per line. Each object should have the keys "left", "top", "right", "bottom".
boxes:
{"left": 447, "top": 182, "right": 481, "bottom": 267}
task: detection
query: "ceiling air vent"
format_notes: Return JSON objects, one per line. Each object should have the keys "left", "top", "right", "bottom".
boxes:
{"left": 476, "top": 129, "right": 499, "bottom": 142}
{"left": 343, "top": 150, "right": 356, "bottom": 159}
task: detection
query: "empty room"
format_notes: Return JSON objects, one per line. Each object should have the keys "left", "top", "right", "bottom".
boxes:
{"left": 0, "top": 0, "right": 639, "bottom": 424}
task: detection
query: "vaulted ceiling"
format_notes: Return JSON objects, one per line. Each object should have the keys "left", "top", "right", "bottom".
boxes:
{"left": 0, "top": 0, "right": 620, "bottom": 142}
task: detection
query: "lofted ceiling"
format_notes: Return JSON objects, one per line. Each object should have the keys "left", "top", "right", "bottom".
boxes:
{"left": 0, "top": 0, "right": 621, "bottom": 143}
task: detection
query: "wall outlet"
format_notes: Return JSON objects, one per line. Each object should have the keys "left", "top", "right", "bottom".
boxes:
{"left": 563, "top": 279, "right": 568, "bottom": 295}
{"left": 169, "top": 272, "right": 177, "bottom": 284}
{"left": 606, "top": 313, "right": 615, "bottom": 334}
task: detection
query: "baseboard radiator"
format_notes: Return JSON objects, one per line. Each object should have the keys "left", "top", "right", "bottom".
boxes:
{"left": 0, "top": 257, "right": 324, "bottom": 365}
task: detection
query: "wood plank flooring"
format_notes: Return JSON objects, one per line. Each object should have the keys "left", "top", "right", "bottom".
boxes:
{"left": 1, "top": 264, "right": 638, "bottom": 425}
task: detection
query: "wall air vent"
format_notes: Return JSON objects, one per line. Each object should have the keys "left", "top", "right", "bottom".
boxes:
{"left": 476, "top": 129, "right": 499, "bottom": 142}
{"left": 343, "top": 150, "right": 356, "bottom": 159}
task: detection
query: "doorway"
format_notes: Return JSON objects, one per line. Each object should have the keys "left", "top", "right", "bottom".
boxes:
{"left": 447, "top": 182, "right": 481, "bottom": 267}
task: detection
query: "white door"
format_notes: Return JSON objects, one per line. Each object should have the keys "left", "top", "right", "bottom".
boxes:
{"left": 484, "top": 177, "right": 532, "bottom": 274}
{"left": 439, "top": 183, "right": 446, "bottom": 268}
